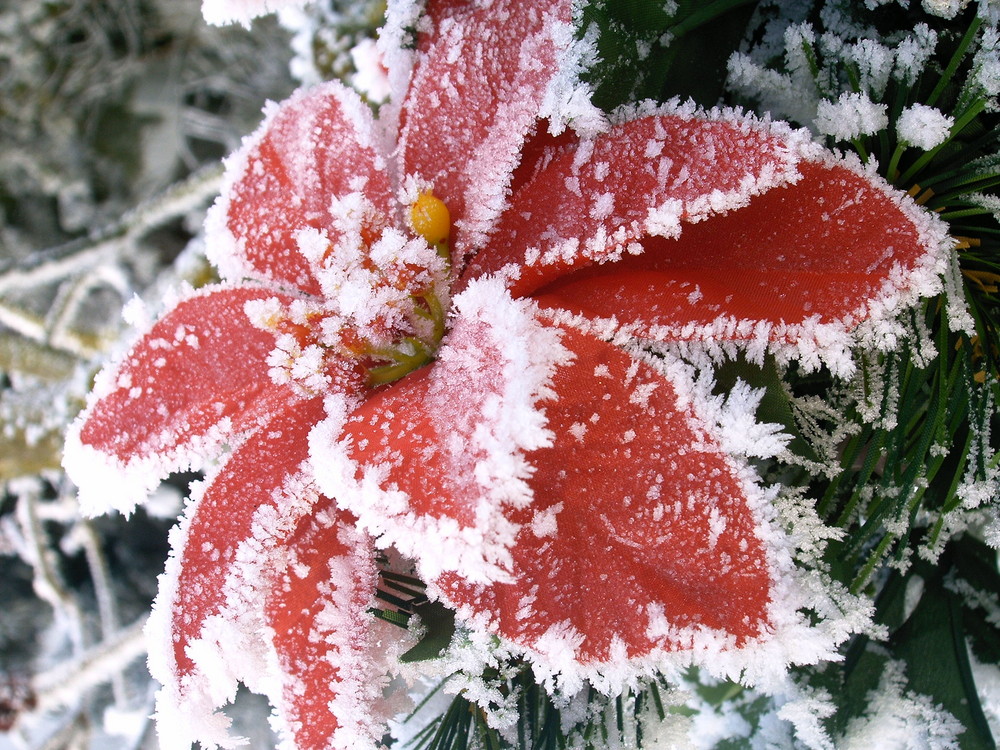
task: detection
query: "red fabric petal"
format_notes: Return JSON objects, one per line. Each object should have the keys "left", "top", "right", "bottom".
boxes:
{"left": 531, "top": 161, "right": 931, "bottom": 340}
{"left": 214, "top": 82, "right": 393, "bottom": 295}
{"left": 169, "top": 396, "right": 325, "bottom": 679}
{"left": 398, "top": 0, "right": 572, "bottom": 261}
{"left": 266, "top": 499, "right": 386, "bottom": 750}
{"left": 319, "top": 280, "right": 564, "bottom": 582}
{"left": 461, "top": 113, "right": 801, "bottom": 296}
{"left": 77, "top": 286, "right": 295, "bottom": 467}
{"left": 434, "top": 328, "right": 773, "bottom": 665}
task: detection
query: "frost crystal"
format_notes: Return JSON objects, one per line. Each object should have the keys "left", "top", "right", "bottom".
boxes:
{"left": 814, "top": 92, "right": 888, "bottom": 140}
{"left": 897, "top": 103, "right": 955, "bottom": 150}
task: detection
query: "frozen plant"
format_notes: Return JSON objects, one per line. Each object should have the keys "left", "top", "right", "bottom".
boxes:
{"left": 56, "top": 0, "right": 976, "bottom": 749}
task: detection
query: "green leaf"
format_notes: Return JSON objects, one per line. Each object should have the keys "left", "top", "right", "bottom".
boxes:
{"left": 400, "top": 601, "right": 456, "bottom": 663}
{"left": 890, "top": 570, "right": 996, "bottom": 749}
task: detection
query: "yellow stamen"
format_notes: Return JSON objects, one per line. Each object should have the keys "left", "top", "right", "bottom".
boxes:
{"left": 410, "top": 191, "right": 451, "bottom": 246}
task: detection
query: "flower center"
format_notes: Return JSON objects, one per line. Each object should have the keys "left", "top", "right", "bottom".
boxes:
{"left": 246, "top": 191, "right": 453, "bottom": 395}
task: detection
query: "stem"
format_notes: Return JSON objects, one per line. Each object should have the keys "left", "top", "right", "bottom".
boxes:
{"left": 926, "top": 15, "right": 983, "bottom": 109}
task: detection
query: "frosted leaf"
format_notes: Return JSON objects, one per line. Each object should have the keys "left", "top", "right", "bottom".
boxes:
{"left": 464, "top": 103, "right": 810, "bottom": 297}
{"left": 266, "top": 501, "right": 404, "bottom": 749}
{"left": 397, "top": 0, "right": 577, "bottom": 261}
{"left": 814, "top": 92, "right": 888, "bottom": 140}
{"left": 897, "top": 103, "right": 954, "bottom": 150}
{"left": 206, "top": 81, "right": 393, "bottom": 297}
{"left": 531, "top": 153, "right": 951, "bottom": 378}
{"left": 431, "top": 332, "right": 825, "bottom": 694}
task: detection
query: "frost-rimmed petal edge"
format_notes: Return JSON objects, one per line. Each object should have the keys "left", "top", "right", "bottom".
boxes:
{"left": 63, "top": 284, "right": 301, "bottom": 517}
{"left": 309, "top": 277, "right": 570, "bottom": 584}
{"left": 266, "top": 499, "right": 404, "bottom": 750}
{"left": 395, "top": 0, "right": 598, "bottom": 264}
{"left": 146, "top": 398, "right": 328, "bottom": 750}
{"left": 462, "top": 100, "right": 815, "bottom": 296}
{"left": 431, "top": 339, "right": 870, "bottom": 697}
{"left": 205, "top": 81, "right": 394, "bottom": 297}
{"left": 535, "top": 150, "right": 952, "bottom": 377}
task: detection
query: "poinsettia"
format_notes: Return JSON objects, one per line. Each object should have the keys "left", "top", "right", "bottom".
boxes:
{"left": 63, "top": 0, "right": 950, "bottom": 746}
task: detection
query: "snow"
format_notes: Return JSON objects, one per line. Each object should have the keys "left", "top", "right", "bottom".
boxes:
{"left": 897, "top": 103, "right": 954, "bottom": 150}
{"left": 814, "top": 92, "right": 888, "bottom": 141}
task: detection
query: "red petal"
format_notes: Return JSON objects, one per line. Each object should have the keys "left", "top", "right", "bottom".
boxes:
{"left": 461, "top": 112, "right": 802, "bottom": 295}
{"left": 145, "top": 397, "right": 328, "bottom": 746}
{"left": 434, "top": 328, "right": 773, "bottom": 667}
{"left": 398, "top": 0, "right": 573, "bottom": 261}
{"left": 66, "top": 286, "right": 298, "bottom": 514}
{"left": 166, "top": 397, "right": 325, "bottom": 681}
{"left": 266, "top": 499, "right": 389, "bottom": 750}
{"left": 313, "top": 280, "right": 564, "bottom": 582}
{"left": 531, "top": 161, "right": 939, "bottom": 351}
{"left": 210, "top": 82, "right": 393, "bottom": 295}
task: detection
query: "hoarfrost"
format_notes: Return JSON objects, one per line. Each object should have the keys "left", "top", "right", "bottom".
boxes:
{"left": 897, "top": 103, "right": 954, "bottom": 150}
{"left": 350, "top": 38, "right": 391, "bottom": 103}
{"left": 843, "top": 39, "right": 894, "bottom": 98}
{"left": 895, "top": 24, "right": 938, "bottom": 85}
{"left": 310, "top": 278, "right": 571, "bottom": 585}
{"left": 814, "top": 92, "right": 888, "bottom": 141}
{"left": 922, "top": 0, "right": 972, "bottom": 18}
{"left": 969, "top": 26, "right": 1000, "bottom": 105}
{"left": 838, "top": 660, "right": 964, "bottom": 749}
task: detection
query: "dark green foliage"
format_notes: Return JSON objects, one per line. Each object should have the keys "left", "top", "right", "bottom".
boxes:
{"left": 579, "top": 0, "right": 759, "bottom": 110}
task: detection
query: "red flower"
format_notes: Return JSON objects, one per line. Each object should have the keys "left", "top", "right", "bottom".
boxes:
{"left": 63, "top": 0, "right": 949, "bottom": 747}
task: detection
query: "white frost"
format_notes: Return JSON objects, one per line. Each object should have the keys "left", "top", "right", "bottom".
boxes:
{"left": 897, "top": 103, "right": 954, "bottom": 150}
{"left": 814, "top": 92, "right": 888, "bottom": 141}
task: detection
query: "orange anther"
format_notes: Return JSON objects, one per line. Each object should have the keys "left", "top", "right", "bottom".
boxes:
{"left": 410, "top": 191, "right": 451, "bottom": 245}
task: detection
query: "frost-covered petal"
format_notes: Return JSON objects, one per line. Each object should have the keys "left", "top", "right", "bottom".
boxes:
{"left": 431, "top": 328, "right": 774, "bottom": 686}
{"left": 533, "top": 158, "right": 950, "bottom": 374}
{"left": 309, "top": 277, "right": 569, "bottom": 584}
{"left": 462, "top": 105, "right": 808, "bottom": 294}
{"left": 147, "top": 397, "right": 327, "bottom": 749}
{"left": 397, "top": 0, "right": 575, "bottom": 261}
{"left": 266, "top": 499, "right": 394, "bottom": 750}
{"left": 63, "top": 286, "right": 299, "bottom": 517}
{"left": 207, "top": 81, "right": 393, "bottom": 296}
